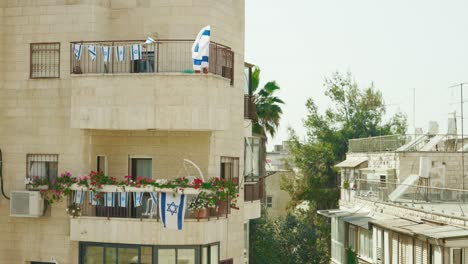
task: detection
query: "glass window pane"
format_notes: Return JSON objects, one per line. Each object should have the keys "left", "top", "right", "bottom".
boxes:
{"left": 118, "top": 248, "right": 139, "bottom": 264}
{"left": 202, "top": 247, "right": 208, "bottom": 264}
{"left": 84, "top": 246, "right": 104, "bottom": 264}
{"left": 177, "top": 249, "right": 195, "bottom": 264}
{"left": 105, "top": 247, "right": 116, "bottom": 264}
{"left": 210, "top": 245, "right": 218, "bottom": 264}
{"left": 158, "top": 249, "right": 176, "bottom": 264}
{"left": 141, "top": 246, "right": 153, "bottom": 264}
{"left": 134, "top": 159, "right": 152, "bottom": 178}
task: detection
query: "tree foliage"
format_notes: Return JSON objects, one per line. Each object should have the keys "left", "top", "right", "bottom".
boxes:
{"left": 251, "top": 67, "right": 284, "bottom": 138}
{"left": 284, "top": 71, "right": 407, "bottom": 210}
{"left": 249, "top": 211, "right": 329, "bottom": 264}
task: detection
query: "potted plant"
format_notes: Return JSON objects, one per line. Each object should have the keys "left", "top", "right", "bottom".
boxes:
{"left": 187, "top": 192, "right": 210, "bottom": 220}
{"left": 25, "top": 176, "right": 50, "bottom": 191}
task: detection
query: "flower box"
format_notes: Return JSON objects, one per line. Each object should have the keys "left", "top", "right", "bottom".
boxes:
{"left": 27, "top": 185, "right": 49, "bottom": 191}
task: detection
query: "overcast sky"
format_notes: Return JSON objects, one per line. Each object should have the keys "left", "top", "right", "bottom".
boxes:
{"left": 245, "top": 0, "right": 468, "bottom": 150}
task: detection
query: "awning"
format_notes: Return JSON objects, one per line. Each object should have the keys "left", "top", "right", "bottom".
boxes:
{"left": 343, "top": 216, "right": 373, "bottom": 230}
{"left": 317, "top": 208, "right": 369, "bottom": 218}
{"left": 335, "top": 157, "right": 368, "bottom": 168}
{"left": 419, "top": 225, "right": 468, "bottom": 240}
{"left": 369, "top": 218, "right": 423, "bottom": 235}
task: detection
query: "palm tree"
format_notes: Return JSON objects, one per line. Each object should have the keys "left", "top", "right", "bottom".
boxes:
{"left": 251, "top": 67, "right": 284, "bottom": 138}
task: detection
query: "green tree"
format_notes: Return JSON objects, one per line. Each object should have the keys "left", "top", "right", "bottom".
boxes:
{"left": 251, "top": 67, "right": 284, "bottom": 138}
{"left": 284, "top": 71, "right": 407, "bottom": 210}
{"left": 249, "top": 211, "right": 329, "bottom": 264}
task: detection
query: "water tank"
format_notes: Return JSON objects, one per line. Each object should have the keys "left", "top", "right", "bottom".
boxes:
{"left": 419, "top": 157, "right": 432, "bottom": 178}
{"left": 428, "top": 121, "right": 439, "bottom": 135}
{"left": 447, "top": 117, "right": 457, "bottom": 135}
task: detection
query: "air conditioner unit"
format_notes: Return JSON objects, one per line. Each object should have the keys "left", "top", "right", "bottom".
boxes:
{"left": 10, "top": 191, "right": 44, "bottom": 217}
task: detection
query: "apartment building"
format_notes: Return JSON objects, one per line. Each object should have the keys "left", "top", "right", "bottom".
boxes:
{"left": 264, "top": 142, "right": 292, "bottom": 217}
{"left": 0, "top": 1, "right": 261, "bottom": 263}
{"left": 320, "top": 127, "right": 468, "bottom": 264}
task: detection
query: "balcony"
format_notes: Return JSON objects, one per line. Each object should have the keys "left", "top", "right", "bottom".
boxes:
{"left": 244, "top": 178, "right": 263, "bottom": 220}
{"left": 69, "top": 40, "right": 238, "bottom": 131}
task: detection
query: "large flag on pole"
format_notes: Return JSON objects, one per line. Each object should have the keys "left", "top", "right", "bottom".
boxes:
{"left": 192, "top": 25, "right": 210, "bottom": 72}
{"left": 159, "top": 192, "right": 186, "bottom": 230}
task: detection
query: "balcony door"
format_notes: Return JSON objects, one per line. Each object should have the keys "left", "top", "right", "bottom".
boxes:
{"left": 130, "top": 157, "right": 153, "bottom": 218}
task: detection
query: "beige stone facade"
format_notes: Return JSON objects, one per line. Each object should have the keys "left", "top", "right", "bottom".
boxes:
{"left": 0, "top": 0, "right": 248, "bottom": 263}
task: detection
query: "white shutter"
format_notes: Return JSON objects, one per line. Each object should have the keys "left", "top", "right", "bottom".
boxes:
{"left": 391, "top": 234, "right": 399, "bottom": 264}
{"left": 399, "top": 236, "right": 406, "bottom": 264}
{"left": 415, "top": 239, "right": 423, "bottom": 264}
{"left": 421, "top": 241, "right": 428, "bottom": 264}
{"left": 376, "top": 228, "right": 383, "bottom": 264}
{"left": 384, "top": 231, "right": 391, "bottom": 264}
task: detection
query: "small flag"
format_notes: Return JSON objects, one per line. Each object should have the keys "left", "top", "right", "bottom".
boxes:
{"left": 118, "top": 192, "right": 128, "bottom": 208}
{"left": 74, "top": 44, "right": 83, "bottom": 61}
{"left": 101, "top": 46, "right": 111, "bottom": 63}
{"left": 133, "top": 192, "right": 144, "bottom": 207}
{"left": 192, "top": 25, "right": 210, "bottom": 72}
{"left": 89, "top": 191, "right": 99, "bottom": 205}
{"left": 159, "top": 192, "right": 186, "bottom": 230}
{"left": 74, "top": 190, "right": 84, "bottom": 204}
{"left": 115, "top": 46, "right": 126, "bottom": 62}
{"left": 87, "top": 45, "right": 97, "bottom": 61}
{"left": 104, "top": 192, "right": 115, "bottom": 207}
{"left": 145, "top": 37, "right": 155, "bottom": 44}
{"left": 150, "top": 192, "right": 158, "bottom": 205}
{"left": 131, "top": 44, "right": 142, "bottom": 60}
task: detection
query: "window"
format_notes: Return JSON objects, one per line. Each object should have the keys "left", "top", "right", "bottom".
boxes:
{"left": 358, "top": 228, "right": 373, "bottom": 261}
{"left": 27, "top": 154, "right": 58, "bottom": 185}
{"left": 97, "top": 155, "right": 107, "bottom": 175}
{"left": 451, "top": 248, "right": 463, "bottom": 264}
{"left": 220, "top": 157, "right": 239, "bottom": 185}
{"left": 245, "top": 137, "right": 262, "bottom": 178}
{"left": 266, "top": 196, "right": 273, "bottom": 208}
{"left": 348, "top": 225, "right": 357, "bottom": 250}
{"left": 80, "top": 242, "right": 219, "bottom": 264}
{"left": 30, "top": 42, "right": 60, "bottom": 78}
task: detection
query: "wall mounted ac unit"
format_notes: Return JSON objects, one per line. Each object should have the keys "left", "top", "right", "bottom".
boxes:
{"left": 10, "top": 191, "right": 44, "bottom": 217}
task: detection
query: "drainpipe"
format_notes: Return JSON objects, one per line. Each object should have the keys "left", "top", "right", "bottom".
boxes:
{"left": 0, "top": 148, "right": 9, "bottom": 199}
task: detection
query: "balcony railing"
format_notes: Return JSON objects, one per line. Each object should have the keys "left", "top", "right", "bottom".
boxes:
{"left": 70, "top": 40, "right": 234, "bottom": 84}
{"left": 244, "top": 95, "right": 257, "bottom": 120}
{"left": 244, "top": 178, "right": 264, "bottom": 202}
{"left": 343, "top": 179, "right": 468, "bottom": 217}
{"left": 70, "top": 193, "right": 229, "bottom": 221}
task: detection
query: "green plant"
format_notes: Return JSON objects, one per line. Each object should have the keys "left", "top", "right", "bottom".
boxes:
{"left": 346, "top": 247, "right": 358, "bottom": 264}
{"left": 343, "top": 180, "right": 349, "bottom": 189}
{"left": 25, "top": 176, "right": 50, "bottom": 188}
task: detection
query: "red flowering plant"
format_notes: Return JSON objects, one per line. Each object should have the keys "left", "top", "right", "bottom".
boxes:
{"left": 41, "top": 171, "right": 76, "bottom": 204}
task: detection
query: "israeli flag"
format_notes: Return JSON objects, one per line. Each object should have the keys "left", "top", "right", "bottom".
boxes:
{"left": 73, "top": 190, "right": 84, "bottom": 204}
{"left": 117, "top": 192, "right": 128, "bottom": 207}
{"left": 159, "top": 192, "right": 186, "bottom": 230}
{"left": 133, "top": 192, "right": 144, "bottom": 207}
{"left": 130, "top": 44, "right": 142, "bottom": 60}
{"left": 101, "top": 46, "right": 111, "bottom": 63}
{"left": 104, "top": 192, "right": 115, "bottom": 207}
{"left": 115, "top": 46, "right": 126, "bottom": 62}
{"left": 89, "top": 191, "right": 99, "bottom": 205}
{"left": 192, "top": 25, "right": 210, "bottom": 72}
{"left": 87, "top": 45, "right": 97, "bottom": 61}
{"left": 74, "top": 44, "right": 83, "bottom": 61}
{"left": 150, "top": 192, "right": 158, "bottom": 205}
{"left": 145, "top": 37, "right": 155, "bottom": 44}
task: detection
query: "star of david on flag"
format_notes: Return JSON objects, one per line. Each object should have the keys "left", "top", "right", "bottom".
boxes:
{"left": 159, "top": 192, "right": 187, "bottom": 230}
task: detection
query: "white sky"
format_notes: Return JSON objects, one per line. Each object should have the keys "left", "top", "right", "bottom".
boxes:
{"left": 245, "top": 0, "right": 468, "bottom": 150}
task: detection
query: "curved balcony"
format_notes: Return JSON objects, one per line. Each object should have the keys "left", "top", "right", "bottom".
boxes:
{"left": 69, "top": 40, "right": 238, "bottom": 131}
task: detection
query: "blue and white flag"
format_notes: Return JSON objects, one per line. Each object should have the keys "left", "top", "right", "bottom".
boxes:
{"left": 115, "top": 46, "right": 126, "bottom": 62}
{"left": 159, "top": 192, "right": 186, "bottom": 230}
{"left": 73, "top": 190, "right": 84, "bottom": 204}
{"left": 192, "top": 25, "right": 210, "bottom": 72}
{"left": 131, "top": 44, "right": 142, "bottom": 60}
{"left": 150, "top": 192, "right": 158, "bottom": 205}
{"left": 145, "top": 37, "right": 155, "bottom": 44}
{"left": 117, "top": 192, "right": 129, "bottom": 208}
{"left": 104, "top": 192, "right": 115, "bottom": 207}
{"left": 133, "top": 192, "right": 144, "bottom": 207}
{"left": 101, "top": 46, "right": 111, "bottom": 63}
{"left": 89, "top": 191, "right": 99, "bottom": 205}
{"left": 87, "top": 45, "right": 97, "bottom": 61}
{"left": 74, "top": 44, "right": 83, "bottom": 61}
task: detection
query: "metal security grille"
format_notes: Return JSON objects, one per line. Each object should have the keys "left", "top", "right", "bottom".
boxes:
{"left": 30, "top": 42, "right": 60, "bottom": 78}
{"left": 26, "top": 154, "right": 59, "bottom": 184}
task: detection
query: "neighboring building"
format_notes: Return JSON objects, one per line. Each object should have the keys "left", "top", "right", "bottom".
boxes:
{"left": 0, "top": 1, "right": 261, "bottom": 263}
{"left": 320, "top": 127, "right": 468, "bottom": 264}
{"left": 265, "top": 142, "right": 293, "bottom": 217}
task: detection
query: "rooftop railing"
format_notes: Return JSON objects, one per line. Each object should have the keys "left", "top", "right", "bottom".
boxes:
{"left": 70, "top": 40, "right": 234, "bottom": 84}
{"left": 348, "top": 134, "right": 410, "bottom": 153}
{"left": 343, "top": 179, "right": 468, "bottom": 217}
